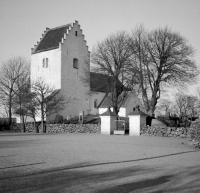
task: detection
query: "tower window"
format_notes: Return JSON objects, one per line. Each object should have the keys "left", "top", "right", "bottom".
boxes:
{"left": 75, "top": 31, "right": 78, "bottom": 36}
{"left": 43, "top": 58, "right": 45, "bottom": 68}
{"left": 42, "top": 58, "right": 49, "bottom": 68}
{"left": 94, "top": 99, "right": 98, "bottom": 108}
{"left": 73, "top": 58, "right": 79, "bottom": 69}
{"left": 46, "top": 58, "right": 48, "bottom": 68}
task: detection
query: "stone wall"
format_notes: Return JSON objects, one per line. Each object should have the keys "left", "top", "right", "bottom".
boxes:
{"left": 141, "top": 126, "right": 190, "bottom": 138}
{"left": 46, "top": 124, "right": 100, "bottom": 133}
{"left": 141, "top": 120, "right": 200, "bottom": 148}
{"left": 11, "top": 119, "right": 200, "bottom": 148}
{"left": 12, "top": 122, "right": 39, "bottom": 132}
{"left": 189, "top": 121, "right": 200, "bottom": 147}
{"left": 12, "top": 123, "right": 100, "bottom": 134}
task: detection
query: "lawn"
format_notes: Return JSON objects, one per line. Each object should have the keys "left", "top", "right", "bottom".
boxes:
{"left": 0, "top": 132, "right": 199, "bottom": 192}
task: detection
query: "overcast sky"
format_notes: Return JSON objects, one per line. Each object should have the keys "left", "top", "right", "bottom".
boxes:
{"left": 0, "top": 0, "right": 200, "bottom": 94}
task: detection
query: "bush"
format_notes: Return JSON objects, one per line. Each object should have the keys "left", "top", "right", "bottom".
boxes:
{"left": 54, "top": 114, "right": 64, "bottom": 124}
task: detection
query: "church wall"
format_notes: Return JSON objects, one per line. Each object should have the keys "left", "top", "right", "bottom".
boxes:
{"left": 31, "top": 49, "right": 61, "bottom": 90}
{"left": 59, "top": 21, "right": 90, "bottom": 119}
{"left": 90, "top": 92, "right": 106, "bottom": 115}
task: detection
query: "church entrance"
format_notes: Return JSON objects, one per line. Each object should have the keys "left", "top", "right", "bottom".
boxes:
{"left": 113, "top": 120, "right": 126, "bottom": 135}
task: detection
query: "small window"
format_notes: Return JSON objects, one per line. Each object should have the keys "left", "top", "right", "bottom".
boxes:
{"left": 43, "top": 58, "right": 45, "bottom": 68}
{"left": 94, "top": 99, "right": 98, "bottom": 108}
{"left": 73, "top": 58, "right": 79, "bottom": 69}
{"left": 75, "top": 31, "right": 78, "bottom": 36}
{"left": 42, "top": 58, "right": 49, "bottom": 68}
{"left": 46, "top": 58, "right": 48, "bottom": 68}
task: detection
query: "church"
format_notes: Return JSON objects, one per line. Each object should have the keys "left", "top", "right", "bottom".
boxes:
{"left": 31, "top": 21, "right": 144, "bottom": 122}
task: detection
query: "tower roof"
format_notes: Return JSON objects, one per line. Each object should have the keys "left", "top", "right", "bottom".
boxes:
{"left": 32, "top": 24, "right": 71, "bottom": 54}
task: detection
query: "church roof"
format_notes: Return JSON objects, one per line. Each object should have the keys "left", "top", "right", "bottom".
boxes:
{"left": 33, "top": 24, "right": 71, "bottom": 54}
{"left": 90, "top": 72, "right": 123, "bottom": 93}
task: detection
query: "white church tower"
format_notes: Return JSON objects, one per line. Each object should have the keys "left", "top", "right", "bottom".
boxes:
{"left": 31, "top": 21, "right": 90, "bottom": 122}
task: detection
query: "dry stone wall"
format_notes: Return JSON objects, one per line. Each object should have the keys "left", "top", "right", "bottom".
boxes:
{"left": 141, "top": 126, "right": 189, "bottom": 138}
{"left": 141, "top": 120, "right": 200, "bottom": 148}
{"left": 11, "top": 119, "right": 200, "bottom": 148}
{"left": 12, "top": 122, "right": 38, "bottom": 132}
{"left": 46, "top": 124, "right": 100, "bottom": 134}
{"left": 189, "top": 121, "right": 200, "bottom": 148}
{"left": 12, "top": 123, "right": 100, "bottom": 134}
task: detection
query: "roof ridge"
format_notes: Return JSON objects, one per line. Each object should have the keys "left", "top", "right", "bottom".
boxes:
{"left": 49, "top": 23, "right": 71, "bottom": 31}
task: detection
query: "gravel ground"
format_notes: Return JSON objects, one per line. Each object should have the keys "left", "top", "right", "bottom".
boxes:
{"left": 0, "top": 132, "right": 199, "bottom": 193}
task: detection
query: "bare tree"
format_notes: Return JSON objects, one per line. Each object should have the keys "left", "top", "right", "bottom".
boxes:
{"left": 25, "top": 92, "right": 40, "bottom": 133}
{"left": 156, "top": 98, "right": 172, "bottom": 116}
{"left": 13, "top": 86, "right": 32, "bottom": 132}
{"left": 0, "top": 57, "right": 30, "bottom": 127}
{"left": 90, "top": 31, "right": 134, "bottom": 114}
{"left": 187, "top": 96, "right": 199, "bottom": 118}
{"left": 12, "top": 65, "right": 30, "bottom": 132}
{"left": 129, "top": 26, "right": 199, "bottom": 116}
{"left": 31, "top": 78, "right": 70, "bottom": 132}
{"left": 174, "top": 92, "right": 199, "bottom": 118}
{"left": 0, "top": 94, "right": 9, "bottom": 117}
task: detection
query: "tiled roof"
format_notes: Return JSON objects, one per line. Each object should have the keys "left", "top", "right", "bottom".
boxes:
{"left": 90, "top": 72, "right": 123, "bottom": 93}
{"left": 33, "top": 24, "right": 71, "bottom": 53}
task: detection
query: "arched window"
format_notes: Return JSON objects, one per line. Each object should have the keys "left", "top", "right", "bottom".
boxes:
{"left": 73, "top": 58, "right": 79, "bottom": 69}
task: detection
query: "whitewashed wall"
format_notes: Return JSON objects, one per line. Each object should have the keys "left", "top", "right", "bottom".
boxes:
{"left": 90, "top": 92, "right": 106, "bottom": 115}
{"left": 60, "top": 21, "right": 90, "bottom": 119}
{"left": 31, "top": 49, "right": 61, "bottom": 90}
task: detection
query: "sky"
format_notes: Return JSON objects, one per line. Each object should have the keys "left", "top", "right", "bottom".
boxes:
{"left": 0, "top": 0, "right": 200, "bottom": 95}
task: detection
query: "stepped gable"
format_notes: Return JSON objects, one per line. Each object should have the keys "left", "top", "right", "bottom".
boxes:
{"left": 90, "top": 72, "right": 123, "bottom": 93}
{"left": 32, "top": 24, "right": 71, "bottom": 54}
{"left": 31, "top": 21, "right": 89, "bottom": 54}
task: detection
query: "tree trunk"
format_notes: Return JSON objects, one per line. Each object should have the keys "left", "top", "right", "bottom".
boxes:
{"left": 148, "top": 85, "right": 159, "bottom": 117}
{"left": 41, "top": 103, "right": 45, "bottom": 133}
{"left": 9, "top": 96, "right": 12, "bottom": 129}
{"left": 33, "top": 118, "right": 38, "bottom": 133}
{"left": 113, "top": 76, "right": 119, "bottom": 115}
{"left": 148, "top": 106, "right": 155, "bottom": 117}
{"left": 41, "top": 116, "right": 45, "bottom": 133}
{"left": 22, "top": 115, "right": 26, "bottom": 132}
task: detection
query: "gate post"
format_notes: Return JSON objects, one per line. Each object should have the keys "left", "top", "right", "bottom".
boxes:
{"left": 128, "top": 105, "right": 148, "bottom": 136}
{"left": 100, "top": 107, "right": 117, "bottom": 135}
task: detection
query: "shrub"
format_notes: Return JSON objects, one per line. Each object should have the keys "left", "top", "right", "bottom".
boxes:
{"left": 54, "top": 114, "right": 64, "bottom": 124}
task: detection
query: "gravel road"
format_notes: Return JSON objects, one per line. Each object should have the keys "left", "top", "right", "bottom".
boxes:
{"left": 0, "top": 132, "right": 199, "bottom": 192}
